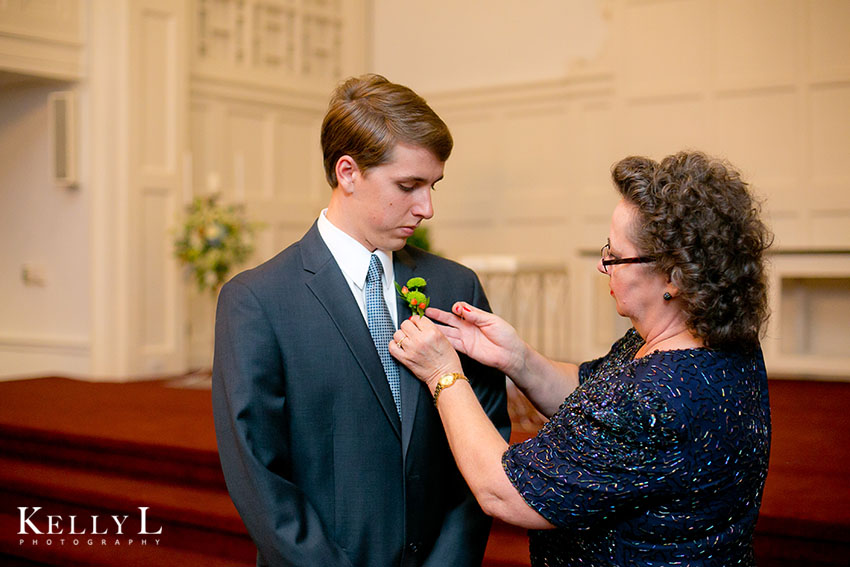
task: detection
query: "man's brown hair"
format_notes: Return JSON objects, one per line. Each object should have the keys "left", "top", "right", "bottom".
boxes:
{"left": 321, "top": 74, "right": 453, "bottom": 187}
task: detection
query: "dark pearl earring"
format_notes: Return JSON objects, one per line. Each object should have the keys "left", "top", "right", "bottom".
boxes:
{"left": 663, "top": 292, "right": 672, "bottom": 301}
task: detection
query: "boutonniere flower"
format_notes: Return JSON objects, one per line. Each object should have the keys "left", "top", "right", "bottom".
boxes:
{"left": 395, "top": 277, "right": 430, "bottom": 316}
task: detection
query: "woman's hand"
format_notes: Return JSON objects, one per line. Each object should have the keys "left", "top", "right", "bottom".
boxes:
{"left": 424, "top": 302, "right": 526, "bottom": 378}
{"left": 389, "top": 316, "right": 463, "bottom": 393}
{"left": 390, "top": 306, "right": 556, "bottom": 531}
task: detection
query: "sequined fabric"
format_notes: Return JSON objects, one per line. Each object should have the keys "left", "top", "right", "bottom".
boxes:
{"left": 502, "top": 329, "right": 771, "bottom": 566}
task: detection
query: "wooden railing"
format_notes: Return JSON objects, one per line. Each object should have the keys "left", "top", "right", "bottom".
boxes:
{"left": 462, "top": 258, "right": 569, "bottom": 433}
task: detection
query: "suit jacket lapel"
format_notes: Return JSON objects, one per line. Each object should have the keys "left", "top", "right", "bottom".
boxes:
{"left": 300, "top": 224, "right": 402, "bottom": 438}
{"left": 394, "top": 247, "right": 422, "bottom": 457}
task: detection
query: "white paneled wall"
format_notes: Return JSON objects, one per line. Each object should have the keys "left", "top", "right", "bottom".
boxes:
{"left": 90, "top": 0, "right": 190, "bottom": 377}
{"left": 0, "top": 81, "right": 91, "bottom": 378}
{"left": 380, "top": 0, "right": 850, "bottom": 374}
{"left": 0, "top": 0, "right": 368, "bottom": 378}
{"left": 0, "top": 2, "right": 89, "bottom": 379}
{"left": 764, "top": 254, "right": 850, "bottom": 378}
{"left": 1, "top": 0, "right": 847, "bottom": 378}
{"left": 193, "top": 0, "right": 357, "bottom": 88}
{"left": 0, "top": 0, "right": 85, "bottom": 80}
{"left": 184, "top": 0, "right": 367, "bottom": 366}
{"left": 185, "top": 94, "right": 328, "bottom": 366}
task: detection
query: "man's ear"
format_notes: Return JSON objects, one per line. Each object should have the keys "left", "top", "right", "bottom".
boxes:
{"left": 335, "top": 155, "right": 359, "bottom": 194}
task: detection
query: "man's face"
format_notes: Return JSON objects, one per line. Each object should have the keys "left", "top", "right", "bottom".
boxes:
{"left": 345, "top": 142, "right": 444, "bottom": 252}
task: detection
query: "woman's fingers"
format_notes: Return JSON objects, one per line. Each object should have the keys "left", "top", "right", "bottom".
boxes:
{"left": 450, "top": 302, "right": 489, "bottom": 324}
{"left": 424, "top": 306, "right": 459, "bottom": 326}
{"left": 427, "top": 302, "right": 489, "bottom": 329}
{"left": 392, "top": 328, "right": 409, "bottom": 349}
{"left": 390, "top": 315, "right": 463, "bottom": 386}
{"left": 392, "top": 316, "right": 436, "bottom": 356}
{"left": 400, "top": 314, "right": 426, "bottom": 334}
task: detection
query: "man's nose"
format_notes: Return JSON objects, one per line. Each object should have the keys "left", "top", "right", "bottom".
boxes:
{"left": 413, "top": 189, "right": 434, "bottom": 219}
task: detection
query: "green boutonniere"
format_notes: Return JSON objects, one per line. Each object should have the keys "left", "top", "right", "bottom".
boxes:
{"left": 395, "top": 277, "right": 430, "bottom": 316}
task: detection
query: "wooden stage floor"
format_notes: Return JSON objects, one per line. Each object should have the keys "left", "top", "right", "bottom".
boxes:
{"left": 1, "top": 376, "right": 848, "bottom": 566}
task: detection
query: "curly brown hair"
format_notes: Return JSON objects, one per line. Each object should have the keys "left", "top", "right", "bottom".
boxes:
{"left": 611, "top": 151, "right": 773, "bottom": 351}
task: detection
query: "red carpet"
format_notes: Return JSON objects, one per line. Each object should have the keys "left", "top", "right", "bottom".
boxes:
{"left": 0, "top": 376, "right": 848, "bottom": 566}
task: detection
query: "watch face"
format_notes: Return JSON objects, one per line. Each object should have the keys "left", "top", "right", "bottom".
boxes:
{"left": 439, "top": 375, "right": 454, "bottom": 386}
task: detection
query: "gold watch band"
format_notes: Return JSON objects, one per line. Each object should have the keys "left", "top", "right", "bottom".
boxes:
{"left": 433, "top": 373, "right": 469, "bottom": 407}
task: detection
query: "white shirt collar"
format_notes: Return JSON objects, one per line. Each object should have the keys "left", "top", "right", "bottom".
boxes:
{"left": 317, "top": 209, "right": 394, "bottom": 290}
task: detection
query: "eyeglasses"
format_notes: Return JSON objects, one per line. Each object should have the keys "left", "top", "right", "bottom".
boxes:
{"left": 600, "top": 242, "right": 656, "bottom": 273}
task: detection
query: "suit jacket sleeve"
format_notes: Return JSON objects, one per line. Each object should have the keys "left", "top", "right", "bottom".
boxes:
{"left": 422, "top": 272, "right": 512, "bottom": 567}
{"left": 212, "top": 278, "right": 353, "bottom": 567}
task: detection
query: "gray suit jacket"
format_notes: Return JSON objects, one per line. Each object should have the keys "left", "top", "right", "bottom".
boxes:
{"left": 212, "top": 222, "right": 510, "bottom": 567}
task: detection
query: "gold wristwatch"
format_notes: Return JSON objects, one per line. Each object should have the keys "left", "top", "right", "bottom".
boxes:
{"left": 433, "top": 373, "right": 468, "bottom": 407}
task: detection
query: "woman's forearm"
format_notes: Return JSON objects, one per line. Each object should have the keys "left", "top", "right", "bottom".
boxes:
{"left": 507, "top": 342, "right": 580, "bottom": 418}
{"left": 430, "top": 374, "right": 554, "bottom": 530}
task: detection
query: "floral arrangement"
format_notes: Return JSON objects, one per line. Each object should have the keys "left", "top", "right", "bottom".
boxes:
{"left": 174, "top": 195, "right": 258, "bottom": 293}
{"left": 396, "top": 277, "right": 430, "bottom": 316}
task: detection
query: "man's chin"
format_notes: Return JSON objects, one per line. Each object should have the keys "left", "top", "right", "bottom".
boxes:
{"left": 372, "top": 237, "right": 407, "bottom": 253}
{"left": 391, "top": 237, "right": 408, "bottom": 251}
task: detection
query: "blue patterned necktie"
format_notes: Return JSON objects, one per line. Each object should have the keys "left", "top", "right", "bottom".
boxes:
{"left": 366, "top": 254, "right": 401, "bottom": 415}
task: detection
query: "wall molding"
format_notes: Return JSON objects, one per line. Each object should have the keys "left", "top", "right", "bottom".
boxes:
{"left": 427, "top": 72, "right": 615, "bottom": 112}
{"left": 0, "top": 334, "right": 90, "bottom": 355}
{"left": 0, "top": 0, "right": 85, "bottom": 80}
{"left": 763, "top": 253, "right": 850, "bottom": 379}
{"left": 191, "top": 75, "right": 329, "bottom": 111}
{"left": 0, "top": 34, "right": 85, "bottom": 80}
{"left": 193, "top": 0, "right": 346, "bottom": 84}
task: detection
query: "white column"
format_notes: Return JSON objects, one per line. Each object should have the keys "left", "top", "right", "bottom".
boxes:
{"left": 88, "top": 0, "right": 190, "bottom": 379}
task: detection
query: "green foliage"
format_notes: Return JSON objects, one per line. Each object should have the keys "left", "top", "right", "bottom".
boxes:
{"left": 407, "top": 226, "right": 432, "bottom": 251}
{"left": 173, "top": 195, "right": 260, "bottom": 294}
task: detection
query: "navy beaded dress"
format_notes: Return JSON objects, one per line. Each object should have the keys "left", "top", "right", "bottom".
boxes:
{"left": 502, "top": 329, "right": 771, "bottom": 566}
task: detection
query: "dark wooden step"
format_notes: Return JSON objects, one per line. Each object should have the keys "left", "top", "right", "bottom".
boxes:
{"left": 0, "top": 456, "right": 254, "bottom": 566}
{"left": 0, "top": 424, "right": 224, "bottom": 489}
{"left": 2, "top": 376, "right": 849, "bottom": 566}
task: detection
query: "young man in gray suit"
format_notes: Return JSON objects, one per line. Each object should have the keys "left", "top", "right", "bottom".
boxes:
{"left": 212, "top": 74, "right": 510, "bottom": 567}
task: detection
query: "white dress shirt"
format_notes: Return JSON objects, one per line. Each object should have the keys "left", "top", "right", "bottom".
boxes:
{"left": 316, "top": 209, "right": 399, "bottom": 329}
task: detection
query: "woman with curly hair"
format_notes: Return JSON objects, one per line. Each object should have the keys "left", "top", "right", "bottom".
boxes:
{"left": 389, "top": 151, "right": 773, "bottom": 566}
